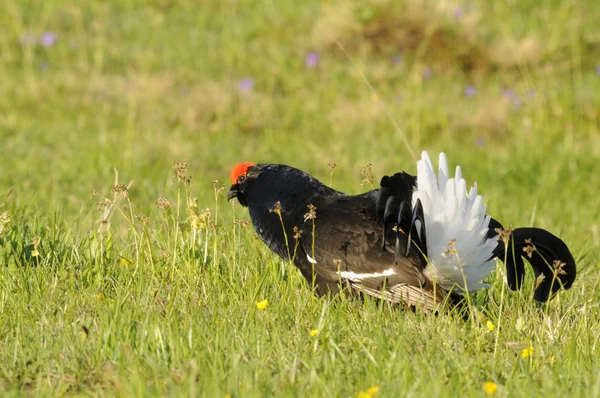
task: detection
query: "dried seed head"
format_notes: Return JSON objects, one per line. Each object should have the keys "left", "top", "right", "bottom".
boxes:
{"left": 191, "top": 208, "right": 211, "bottom": 231}
{"left": 95, "top": 197, "right": 112, "bottom": 211}
{"left": 535, "top": 273, "right": 546, "bottom": 289}
{"left": 188, "top": 197, "right": 199, "bottom": 213}
{"left": 293, "top": 226, "right": 303, "bottom": 240}
{"left": 172, "top": 160, "right": 191, "bottom": 184}
{"left": 523, "top": 238, "right": 537, "bottom": 259}
{"left": 495, "top": 227, "right": 514, "bottom": 245}
{"left": 234, "top": 219, "right": 249, "bottom": 228}
{"left": 137, "top": 215, "right": 149, "bottom": 225}
{"left": 444, "top": 239, "right": 457, "bottom": 255}
{"left": 553, "top": 260, "right": 567, "bottom": 275}
{"left": 112, "top": 184, "right": 129, "bottom": 198}
{"left": 157, "top": 197, "right": 172, "bottom": 210}
{"left": 211, "top": 181, "right": 225, "bottom": 196}
{"left": 190, "top": 215, "right": 201, "bottom": 231}
{"left": 360, "top": 163, "right": 374, "bottom": 188}
{"left": 269, "top": 201, "right": 283, "bottom": 216}
{"left": 304, "top": 204, "right": 317, "bottom": 221}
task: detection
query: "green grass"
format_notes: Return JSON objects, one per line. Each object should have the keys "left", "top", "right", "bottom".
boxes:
{"left": 1, "top": 0, "right": 600, "bottom": 396}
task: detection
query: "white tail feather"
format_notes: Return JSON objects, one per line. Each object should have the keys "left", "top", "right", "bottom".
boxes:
{"left": 412, "top": 152, "right": 497, "bottom": 293}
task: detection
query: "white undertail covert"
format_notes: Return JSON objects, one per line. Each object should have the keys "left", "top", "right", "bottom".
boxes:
{"left": 412, "top": 152, "right": 498, "bottom": 293}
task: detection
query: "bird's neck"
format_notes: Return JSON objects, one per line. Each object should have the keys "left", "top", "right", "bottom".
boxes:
{"left": 246, "top": 171, "right": 340, "bottom": 261}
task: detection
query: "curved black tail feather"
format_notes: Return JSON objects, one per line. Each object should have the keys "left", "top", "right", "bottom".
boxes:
{"left": 489, "top": 219, "right": 576, "bottom": 302}
{"left": 377, "top": 173, "right": 428, "bottom": 264}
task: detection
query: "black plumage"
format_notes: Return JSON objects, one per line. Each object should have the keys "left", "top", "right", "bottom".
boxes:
{"left": 228, "top": 163, "right": 576, "bottom": 308}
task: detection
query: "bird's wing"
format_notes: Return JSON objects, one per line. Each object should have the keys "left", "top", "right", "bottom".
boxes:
{"left": 298, "top": 194, "right": 445, "bottom": 310}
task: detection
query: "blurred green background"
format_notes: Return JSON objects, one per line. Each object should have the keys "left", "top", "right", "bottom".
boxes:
{"left": 2, "top": 0, "right": 599, "bottom": 229}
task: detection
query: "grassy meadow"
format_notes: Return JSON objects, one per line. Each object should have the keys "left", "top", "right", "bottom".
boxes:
{"left": 1, "top": 0, "right": 600, "bottom": 396}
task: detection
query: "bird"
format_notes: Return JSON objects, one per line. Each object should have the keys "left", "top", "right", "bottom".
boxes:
{"left": 227, "top": 152, "right": 576, "bottom": 310}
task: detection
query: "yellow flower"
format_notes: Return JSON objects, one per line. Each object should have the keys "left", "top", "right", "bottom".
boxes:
{"left": 356, "top": 386, "right": 380, "bottom": 398}
{"left": 80, "top": 332, "right": 87, "bottom": 340}
{"left": 256, "top": 299, "right": 268, "bottom": 310}
{"left": 120, "top": 257, "right": 133, "bottom": 265}
{"left": 486, "top": 320, "right": 495, "bottom": 332}
{"left": 521, "top": 346, "right": 533, "bottom": 358}
{"left": 31, "top": 249, "right": 39, "bottom": 257}
{"left": 310, "top": 329, "right": 319, "bottom": 337}
{"left": 483, "top": 381, "right": 497, "bottom": 395}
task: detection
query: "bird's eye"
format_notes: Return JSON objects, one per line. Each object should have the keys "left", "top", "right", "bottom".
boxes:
{"left": 237, "top": 175, "right": 246, "bottom": 183}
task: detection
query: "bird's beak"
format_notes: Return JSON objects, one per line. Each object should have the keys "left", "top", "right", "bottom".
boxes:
{"left": 227, "top": 186, "right": 238, "bottom": 202}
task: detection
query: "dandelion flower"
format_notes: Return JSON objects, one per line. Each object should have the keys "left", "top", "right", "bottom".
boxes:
{"left": 356, "top": 386, "right": 380, "bottom": 398}
{"left": 310, "top": 329, "right": 319, "bottom": 337}
{"left": 120, "top": 257, "right": 133, "bottom": 265}
{"left": 486, "top": 320, "right": 495, "bottom": 332}
{"left": 483, "top": 381, "right": 497, "bottom": 395}
{"left": 521, "top": 346, "right": 533, "bottom": 358}
{"left": 31, "top": 250, "right": 40, "bottom": 257}
{"left": 256, "top": 299, "right": 268, "bottom": 310}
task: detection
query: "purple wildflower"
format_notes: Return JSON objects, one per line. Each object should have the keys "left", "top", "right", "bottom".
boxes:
{"left": 475, "top": 137, "right": 485, "bottom": 147}
{"left": 305, "top": 52, "right": 320, "bottom": 68}
{"left": 422, "top": 66, "right": 433, "bottom": 80}
{"left": 237, "top": 78, "right": 254, "bottom": 95}
{"left": 391, "top": 55, "right": 403, "bottom": 65}
{"left": 503, "top": 88, "right": 516, "bottom": 99}
{"left": 41, "top": 32, "right": 58, "bottom": 48}
{"left": 454, "top": 7, "right": 465, "bottom": 20}
{"left": 464, "top": 85, "right": 476, "bottom": 98}
{"left": 596, "top": 64, "right": 600, "bottom": 76}
{"left": 503, "top": 88, "right": 522, "bottom": 110}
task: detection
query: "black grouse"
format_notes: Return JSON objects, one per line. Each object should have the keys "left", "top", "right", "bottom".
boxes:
{"left": 227, "top": 153, "right": 576, "bottom": 309}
